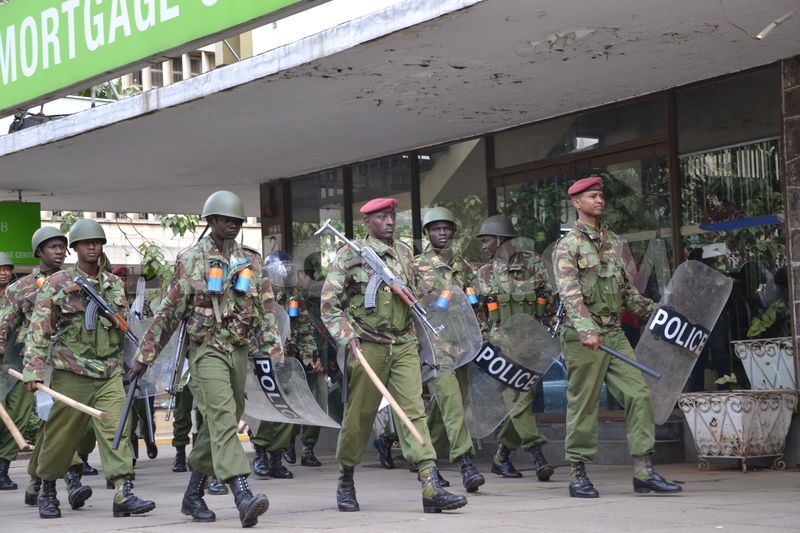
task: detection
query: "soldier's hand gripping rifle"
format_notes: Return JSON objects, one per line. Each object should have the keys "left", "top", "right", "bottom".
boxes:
{"left": 314, "top": 219, "right": 443, "bottom": 337}
{"left": 164, "top": 320, "right": 188, "bottom": 422}
{"left": 73, "top": 276, "right": 143, "bottom": 449}
{"left": 548, "top": 300, "right": 662, "bottom": 380}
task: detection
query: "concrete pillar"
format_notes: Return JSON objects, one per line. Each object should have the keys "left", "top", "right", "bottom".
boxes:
{"left": 783, "top": 56, "right": 800, "bottom": 368}
{"left": 142, "top": 67, "right": 153, "bottom": 92}
{"left": 162, "top": 60, "right": 174, "bottom": 86}
{"left": 181, "top": 53, "right": 192, "bottom": 80}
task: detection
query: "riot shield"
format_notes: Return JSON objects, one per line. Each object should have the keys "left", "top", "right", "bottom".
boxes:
{"left": 267, "top": 300, "right": 291, "bottom": 347}
{"left": 635, "top": 260, "right": 733, "bottom": 424}
{"left": 244, "top": 356, "right": 340, "bottom": 428}
{"left": 464, "top": 313, "right": 559, "bottom": 439}
{"left": 413, "top": 285, "right": 482, "bottom": 383}
{"left": 127, "top": 316, "right": 184, "bottom": 399}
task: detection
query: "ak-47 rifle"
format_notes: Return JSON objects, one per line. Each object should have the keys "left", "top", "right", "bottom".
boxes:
{"left": 549, "top": 300, "right": 661, "bottom": 380}
{"left": 314, "top": 219, "right": 442, "bottom": 337}
{"left": 73, "top": 276, "right": 143, "bottom": 449}
{"left": 164, "top": 320, "right": 188, "bottom": 422}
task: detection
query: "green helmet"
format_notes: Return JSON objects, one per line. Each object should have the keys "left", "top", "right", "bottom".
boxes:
{"left": 68, "top": 219, "right": 106, "bottom": 248}
{"left": 202, "top": 190, "right": 245, "bottom": 220}
{"left": 0, "top": 252, "right": 13, "bottom": 268}
{"left": 31, "top": 226, "right": 67, "bottom": 256}
{"left": 476, "top": 215, "right": 516, "bottom": 238}
{"left": 422, "top": 207, "right": 457, "bottom": 230}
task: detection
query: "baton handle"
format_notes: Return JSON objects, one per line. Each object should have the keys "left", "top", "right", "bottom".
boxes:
{"left": 0, "top": 400, "right": 28, "bottom": 450}
{"left": 351, "top": 345, "right": 425, "bottom": 446}
{"left": 8, "top": 369, "right": 107, "bottom": 419}
{"left": 599, "top": 343, "right": 661, "bottom": 379}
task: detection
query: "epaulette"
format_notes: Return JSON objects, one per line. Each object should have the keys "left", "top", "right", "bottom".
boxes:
{"left": 241, "top": 243, "right": 261, "bottom": 257}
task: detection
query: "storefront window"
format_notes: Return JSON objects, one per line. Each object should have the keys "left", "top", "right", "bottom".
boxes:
{"left": 351, "top": 155, "right": 414, "bottom": 248}
{"left": 493, "top": 96, "right": 666, "bottom": 168}
{"left": 418, "top": 138, "right": 488, "bottom": 262}
{"left": 290, "top": 169, "right": 344, "bottom": 277}
{"left": 678, "top": 67, "right": 786, "bottom": 392}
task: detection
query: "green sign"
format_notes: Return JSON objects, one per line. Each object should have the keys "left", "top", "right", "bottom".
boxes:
{"left": 0, "top": 202, "right": 41, "bottom": 265}
{"left": 0, "top": 0, "right": 310, "bottom": 115}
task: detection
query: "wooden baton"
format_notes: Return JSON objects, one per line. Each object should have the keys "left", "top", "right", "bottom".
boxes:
{"left": 7, "top": 369, "right": 107, "bottom": 420}
{"left": 351, "top": 345, "right": 425, "bottom": 446}
{"left": 0, "top": 400, "right": 28, "bottom": 450}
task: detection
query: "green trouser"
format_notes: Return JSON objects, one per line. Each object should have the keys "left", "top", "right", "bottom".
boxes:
{"left": 187, "top": 343, "right": 250, "bottom": 481}
{"left": 562, "top": 328, "right": 655, "bottom": 463}
{"left": 336, "top": 341, "right": 436, "bottom": 469}
{"left": 36, "top": 370, "right": 134, "bottom": 481}
{"left": 78, "top": 425, "right": 97, "bottom": 455}
{"left": 427, "top": 366, "right": 474, "bottom": 462}
{"left": 172, "top": 387, "right": 195, "bottom": 448}
{"left": 252, "top": 422, "right": 294, "bottom": 452}
{"left": 0, "top": 380, "right": 33, "bottom": 460}
{"left": 496, "top": 389, "right": 547, "bottom": 451}
{"left": 289, "top": 372, "right": 326, "bottom": 446}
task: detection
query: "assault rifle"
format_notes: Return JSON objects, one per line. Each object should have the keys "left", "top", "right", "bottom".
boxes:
{"left": 164, "top": 320, "right": 188, "bottom": 422}
{"left": 549, "top": 300, "right": 661, "bottom": 380}
{"left": 73, "top": 276, "right": 143, "bottom": 449}
{"left": 314, "top": 219, "right": 442, "bottom": 337}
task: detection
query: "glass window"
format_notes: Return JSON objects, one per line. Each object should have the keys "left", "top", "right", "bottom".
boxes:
{"left": 418, "top": 138, "right": 488, "bottom": 262}
{"left": 494, "top": 96, "right": 666, "bottom": 168}
{"left": 677, "top": 67, "right": 780, "bottom": 154}
{"left": 351, "top": 155, "right": 413, "bottom": 248}
{"left": 289, "top": 169, "right": 344, "bottom": 278}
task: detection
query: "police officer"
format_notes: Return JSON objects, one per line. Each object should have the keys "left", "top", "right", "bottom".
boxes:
{"left": 0, "top": 228, "right": 93, "bottom": 507}
{"left": 23, "top": 220, "right": 155, "bottom": 519}
{"left": 130, "top": 191, "right": 280, "bottom": 528}
{"left": 476, "top": 215, "right": 554, "bottom": 481}
{"left": 321, "top": 197, "right": 467, "bottom": 513}
{"left": 0, "top": 252, "right": 14, "bottom": 299}
{"left": 553, "top": 176, "right": 681, "bottom": 498}
{"left": 413, "top": 207, "right": 485, "bottom": 493}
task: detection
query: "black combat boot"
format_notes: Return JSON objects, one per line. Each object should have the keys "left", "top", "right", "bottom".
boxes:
{"left": 180, "top": 470, "right": 216, "bottom": 522}
{"left": 112, "top": 476, "right": 157, "bottom": 517}
{"left": 228, "top": 475, "right": 269, "bottom": 528}
{"left": 568, "top": 462, "right": 599, "bottom": 498}
{"left": 39, "top": 480, "right": 61, "bottom": 519}
{"left": 268, "top": 452, "right": 294, "bottom": 479}
{"left": 79, "top": 453, "right": 98, "bottom": 476}
{"left": 419, "top": 465, "right": 467, "bottom": 513}
{"left": 458, "top": 456, "right": 485, "bottom": 493}
{"left": 416, "top": 465, "right": 450, "bottom": 487}
{"left": 633, "top": 455, "right": 682, "bottom": 494}
{"left": 208, "top": 477, "right": 228, "bottom": 495}
{"left": 373, "top": 434, "right": 395, "bottom": 469}
{"left": 172, "top": 446, "right": 187, "bottom": 473}
{"left": 301, "top": 444, "right": 322, "bottom": 467}
{"left": 0, "top": 458, "right": 17, "bottom": 490}
{"left": 64, "top": 466, "right": 93, "bottom": 509}
{"left": 336, "top": 467, "right": 359, "bottom": 512}
{"left": 24, "top": 476, "right": 41, "bottom": 506}
{"left": 529, "top": 444, "right": 554, "bottom": 481}
{"left": 252, "top": 445, "right": 269, "bottom": 479}
{"left": 491, "top": 444, "right": 522, "bottom": 478}
{"left": 282, "top": 444, "right": 296, "bottom": 465}
{"left": 145, "top": 439, "right": 158, "bottom": 460}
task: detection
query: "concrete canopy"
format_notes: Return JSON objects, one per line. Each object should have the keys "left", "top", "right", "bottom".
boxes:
{"left": 0, "top": 0, "right": 798, "bottom": 215}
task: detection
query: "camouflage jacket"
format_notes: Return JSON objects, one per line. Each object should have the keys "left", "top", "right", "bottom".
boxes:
{"left": 553, "top": 219, "right": 654, "bottom": 340}
{"left": 477, "top": 247, "right": 554, "bottom": 329}
{"left": 413, "top": 245, "right": 478, "bottom": 295}
{"left": 275, "top": 287, "right": 317, "bottom": 367}
{"left": 321, "top": 235, "right": 416, "bottom": 348}
{"left": 134, "top": 235, "right": 282, "bottom": 365}
{"left": 0, "top": 266, "right": 59, "bottom": 361}
{"left": 23, "top": 265, "right": 127, "bottom": 382}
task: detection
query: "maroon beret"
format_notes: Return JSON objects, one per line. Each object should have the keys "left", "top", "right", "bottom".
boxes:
{"left": 568, "top": 176, "right": 604, "bottom": 196}
{"left": 360, "top": 197, "right": 398, "bottom": 214}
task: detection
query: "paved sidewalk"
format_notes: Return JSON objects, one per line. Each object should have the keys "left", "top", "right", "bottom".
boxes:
{"left": 1, "top": 444, "right": 798, "bottom": 532}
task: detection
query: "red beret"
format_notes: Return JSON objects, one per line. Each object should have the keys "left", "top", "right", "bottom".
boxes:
{"left": 111, "top": 266, "right": 128, "bottom": 276}
{"left": 568, "top": 176, "right": 604, "bottom": 196}
{"left": 360, "top": 197, "right": 398, "bottom": 214}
